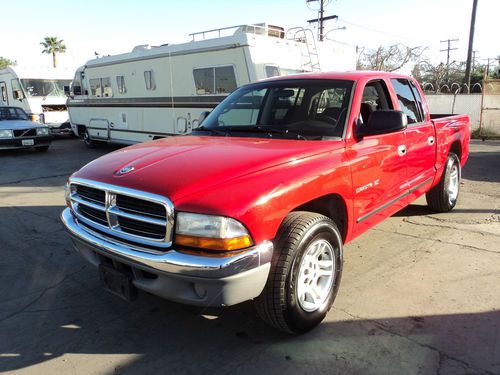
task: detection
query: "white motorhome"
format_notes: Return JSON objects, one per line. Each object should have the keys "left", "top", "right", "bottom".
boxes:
{"left": 67, "top": 24, "right": 356, "bottom": 146}
{"left": 0, "top": 66, "right": 73, "bottom": 134}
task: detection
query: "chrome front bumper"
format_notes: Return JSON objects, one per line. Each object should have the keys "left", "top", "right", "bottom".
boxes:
{"left": 61, "top": 208, "right": 273, "bottom": 306}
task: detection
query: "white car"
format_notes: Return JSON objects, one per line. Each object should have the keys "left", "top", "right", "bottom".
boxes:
{"left": 0, "top": 106, "right": 52, "bottom": 151}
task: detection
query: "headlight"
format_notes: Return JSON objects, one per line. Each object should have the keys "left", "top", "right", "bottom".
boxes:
{"left": 0, "top": 129, "right": 13, "bottom": 138}
{"left": 175, "top": 213, "right": 253, "bottom": 251}
{"left": 36, "top": 127, "right": 49, "bottom": 136}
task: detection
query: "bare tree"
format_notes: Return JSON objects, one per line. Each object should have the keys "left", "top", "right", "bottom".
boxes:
{"left": 357, "top": 44, "right": 426, "bottom": 72}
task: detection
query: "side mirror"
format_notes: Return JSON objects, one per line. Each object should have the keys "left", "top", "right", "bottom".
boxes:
{"left": 73, "top": 86, "right": 82, "bottom": 96}
{"left": 63, "top": 86, "right": 71, "bottom": 96}
{"left": 198, "top": 111, "right": 210, "bottom": 125}
{"left": 356, "top": 110, "right": 408, "bottom": 138}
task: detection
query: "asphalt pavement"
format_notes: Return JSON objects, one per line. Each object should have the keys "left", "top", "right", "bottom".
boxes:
{"left": 0, "top": 138, "right": 499, "bottom": 375}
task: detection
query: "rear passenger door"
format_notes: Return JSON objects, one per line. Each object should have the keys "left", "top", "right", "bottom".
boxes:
{"left": 350, "top": 79, "right": 408, "bottom": 232}
{"left": 390, "top": 78, "right": 435, "bottom": 200}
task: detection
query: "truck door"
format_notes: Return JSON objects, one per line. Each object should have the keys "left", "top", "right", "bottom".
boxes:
{"left": 0, "top": 82, "right": 8, "bottom": 105}
{"left": 390, "top": 78, "right": 435, "bottom": 200}
{"left": 349, "top": 79, "right": 408, "bottom": 232}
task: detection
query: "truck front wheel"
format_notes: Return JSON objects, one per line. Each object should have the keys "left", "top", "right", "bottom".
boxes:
{"left": 426, "top": 152, "right": 461, "bottom": 212}
{"left": 255, "top": 212, "right": 343, "bottom": 334}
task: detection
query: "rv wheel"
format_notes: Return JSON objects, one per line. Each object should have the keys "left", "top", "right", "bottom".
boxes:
{"left": 83, "top": 128, "right": 96, "bottom": 148}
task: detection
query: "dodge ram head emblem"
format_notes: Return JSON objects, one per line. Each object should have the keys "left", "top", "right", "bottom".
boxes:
{"left": 116, "top": 166, "right": 135, "bottom": 175}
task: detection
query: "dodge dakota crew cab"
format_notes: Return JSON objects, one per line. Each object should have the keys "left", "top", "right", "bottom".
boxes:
{"left": 61, "top": 71, "right": 470, "bottom": 333}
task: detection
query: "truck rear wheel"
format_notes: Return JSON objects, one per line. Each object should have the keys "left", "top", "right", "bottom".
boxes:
{"left": 255, "top": 212, "right": 343, "bottom": 334}
{"left": 426, "top": 152, "right": 460, "bottom": 212}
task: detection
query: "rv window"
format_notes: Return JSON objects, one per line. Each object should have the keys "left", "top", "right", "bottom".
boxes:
{"left": 11, "top": 79, "right": 25, "bottom": 100}
{"left": 193, "top": 66, "right": 237, "bottom": 95}
{"left": 1, "top": 84, "right": 7, "bottom": 102}
{"left": 116, "top": 76, "right": 126, "bottom": 94}
{"left": 89, "top": 79, "right": 102, "bottom": 97}
{"left": 265, "top": 65, "right": 281, "bottom": 78}
{"left": 144, "top": 70, "right": 156, "bottom": 90}
{"left": 20, "top": 79, "right": 71, "bottom": 97}
{"left": 102, "top": 77, "right": 113, "bottom": 97}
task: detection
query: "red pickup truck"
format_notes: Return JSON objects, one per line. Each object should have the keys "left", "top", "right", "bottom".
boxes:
{"left": 62, "top": 71, "right": 470, "bottom": 333}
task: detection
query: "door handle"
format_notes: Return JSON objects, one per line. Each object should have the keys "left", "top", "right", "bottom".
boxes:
{"left": 428, "top": 136, "right": 435, "bottom": 145}
{"left": 398, "top": 145, "right": 407, "bottom": 156}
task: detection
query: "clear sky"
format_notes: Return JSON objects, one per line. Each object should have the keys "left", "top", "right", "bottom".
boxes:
{"left": 1, "top": 0, "right": 498, "bottom": 73}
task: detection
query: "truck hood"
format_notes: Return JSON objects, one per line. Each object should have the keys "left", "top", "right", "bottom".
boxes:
{"left": 74, "top": 136, "right": 344, "bottom": 202}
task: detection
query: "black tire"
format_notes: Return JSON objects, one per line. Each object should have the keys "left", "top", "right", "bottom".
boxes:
{"left": 83, "top": 128, "right": 96, "bottom": 148}
{"left": 426, "top": 152, "right": 461, "bottom": 212}
{"left": 255, "top": 211, "right": 343, "bottom": 334}
{"left": 35, "top": 145, "right": 49, "bottom": 152}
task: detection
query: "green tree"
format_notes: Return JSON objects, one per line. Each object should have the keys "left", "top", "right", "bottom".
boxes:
{"left": 40, "top": 37, "right": 67, "bottom": 68}
{"left": 0, "top": 57, "right": 16, "bottom": 69}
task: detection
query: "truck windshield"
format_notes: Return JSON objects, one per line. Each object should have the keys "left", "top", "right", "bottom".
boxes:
{"left": 195, "top": 79, "right": 353, "bottom": 140}
{"left": 0, "top": 107, "right": 29, "bottom": 121}
{"left": 20, "top": 79, "right": 72, "bottom": 97}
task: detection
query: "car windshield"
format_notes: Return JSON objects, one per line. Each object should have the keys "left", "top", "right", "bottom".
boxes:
{"left": 194, "top": 79, "right": 354, "bottom": 140}
{"left": 0, "top": 107, "right": 29, "bottom": 121}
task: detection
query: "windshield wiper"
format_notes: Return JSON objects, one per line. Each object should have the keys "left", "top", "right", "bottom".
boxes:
{"left": 241, "top": 126, "right": 307, "bottom": 140}
{"left": 196, "top": 126, "right": 231, "bottom": 136}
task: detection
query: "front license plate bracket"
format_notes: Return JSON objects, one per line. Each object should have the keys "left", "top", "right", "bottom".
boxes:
{"left": 99, "top": 264, "right": 137, "bottom": 302}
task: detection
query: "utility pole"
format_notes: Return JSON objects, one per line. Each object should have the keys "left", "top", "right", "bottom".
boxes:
{"left": 464, "top": 0, "right": 479, "bottom": 92}
{"left": 306, "top": 0, "right": 336, "bottom": 41}
{"left": 440, "top": 38, "right": 459, "bottom": 82}
{"left": 472, "top": 50, "right": 479, "bottom": 73}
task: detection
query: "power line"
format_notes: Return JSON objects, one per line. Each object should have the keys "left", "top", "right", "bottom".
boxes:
{"left": 306, "top": 0, "right": 336, "bottom": 41}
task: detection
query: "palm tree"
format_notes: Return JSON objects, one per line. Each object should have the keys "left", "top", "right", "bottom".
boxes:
{"left": 40, "top": 37, "right": 67, "bottom": 68}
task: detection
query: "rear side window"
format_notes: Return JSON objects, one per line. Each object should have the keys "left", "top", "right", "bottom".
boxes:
{"left": 409, "top": 80, "right": 426, "bottom": 121}
{"left": 391, "top": 79, "right": 423, "bottom": 124}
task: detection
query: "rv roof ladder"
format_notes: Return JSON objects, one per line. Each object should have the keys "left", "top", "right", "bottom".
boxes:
{"left": 286, "top": 27, "right": 321, "bottom": 72}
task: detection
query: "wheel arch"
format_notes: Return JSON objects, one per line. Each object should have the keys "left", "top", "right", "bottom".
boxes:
{"left": 449, "top": 140, "right": 462, "bottom": 160}
{"left": 290, "top": 193, "right": 349, "bottom": 243}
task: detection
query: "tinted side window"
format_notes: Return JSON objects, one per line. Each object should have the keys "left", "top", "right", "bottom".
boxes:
{"left": 391, "top": 79, "right": 422, "bottom": 124}
{"left": 359, "top": 80, "right": 393, "bottom": 124}
{"left": 409, "top": 80, "right": 426, "bottom": 121}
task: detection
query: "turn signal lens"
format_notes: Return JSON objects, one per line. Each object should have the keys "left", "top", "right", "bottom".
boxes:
{"left": 175, "top": 234, "right": 253, "bottom": 251}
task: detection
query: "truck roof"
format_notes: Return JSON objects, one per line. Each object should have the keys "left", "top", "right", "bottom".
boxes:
{"left": 264, "top": 70, "right": 414, "bottom": 82}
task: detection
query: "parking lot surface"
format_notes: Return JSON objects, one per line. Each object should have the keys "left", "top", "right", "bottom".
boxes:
{"left": 0, "top": 138, "right": 499, "bottom": 374}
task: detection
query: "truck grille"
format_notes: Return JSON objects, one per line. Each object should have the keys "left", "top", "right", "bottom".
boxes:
{"left": 69, "top": 179, "right": 174, "bottom": 250}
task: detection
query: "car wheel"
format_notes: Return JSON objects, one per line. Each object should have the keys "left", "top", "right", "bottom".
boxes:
{"left": 83, "top": 128, "right": 96, "bottom": 148}
{"left": 35, "top": 145, "right": 49, "bottom": 152}
{"left": 255, "top": 211, "right": 343, "bottom": 334}
{"left": 426, "top": 152, "right": 461, "bottom": 212}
